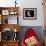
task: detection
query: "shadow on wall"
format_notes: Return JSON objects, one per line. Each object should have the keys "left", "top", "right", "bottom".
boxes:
{"left": 18, "top": 26, "right": 44, "bottom": 45}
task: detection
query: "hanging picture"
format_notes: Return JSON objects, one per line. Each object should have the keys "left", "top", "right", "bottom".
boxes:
{"left": 23, "top": 8, "right": 37, "bottom": 20}
{"left": 2, "top": 10, "right": 9, "bottom": 15}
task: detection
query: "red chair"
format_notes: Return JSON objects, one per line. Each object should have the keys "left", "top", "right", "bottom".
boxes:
{"left": 21, "top": 28, "right": 41, "bottom": 46}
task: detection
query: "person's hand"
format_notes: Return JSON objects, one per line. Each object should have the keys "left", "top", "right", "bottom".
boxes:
{"left": 25, "top": 36, "right": 38, "bottom": 46}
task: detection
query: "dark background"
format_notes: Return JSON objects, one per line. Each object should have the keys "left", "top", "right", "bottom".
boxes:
{"left": 25, "top": 10, "right": 34, "bottom": 17}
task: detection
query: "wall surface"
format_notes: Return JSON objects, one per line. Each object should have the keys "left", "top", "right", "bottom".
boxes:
{"left": 18, "top": 0, "right": 44, "bottom": 26}
{"left": 0, "top": 0, "right": 44, "bottom": 26}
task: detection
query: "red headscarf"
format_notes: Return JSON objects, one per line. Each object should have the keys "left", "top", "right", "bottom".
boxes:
{"left": 23, "top": 28, "right": 36, "bottom": 41}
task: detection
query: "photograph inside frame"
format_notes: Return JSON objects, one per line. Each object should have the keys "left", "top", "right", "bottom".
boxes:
{"left": 23, "top": 8, "right": 37, "bottom": 20}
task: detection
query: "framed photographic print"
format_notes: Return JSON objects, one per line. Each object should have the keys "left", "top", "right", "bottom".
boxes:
{"left": 2, "top": 10, "right": 9, "bottom": 15}
{"left": 23, "top": 8, "right": 37, "bottom": 20}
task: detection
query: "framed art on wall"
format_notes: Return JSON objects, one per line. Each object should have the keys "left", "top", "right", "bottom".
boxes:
{"left": 2, "top": 10, "right": 9, "bottom": 15}
{"left": 23, "top": 8, "right": 37, "bottom": 20}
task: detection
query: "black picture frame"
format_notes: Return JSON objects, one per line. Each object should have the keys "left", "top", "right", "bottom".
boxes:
{"left": 23, "top": 8, "right": 37, "bottom": 20}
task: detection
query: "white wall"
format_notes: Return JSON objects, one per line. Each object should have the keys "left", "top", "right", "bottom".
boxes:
{"left": 0, "top": 0, "right": 44, "bottom": 26}
{"left": 18, "top": 0, "right": 44, "bottom": 26}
